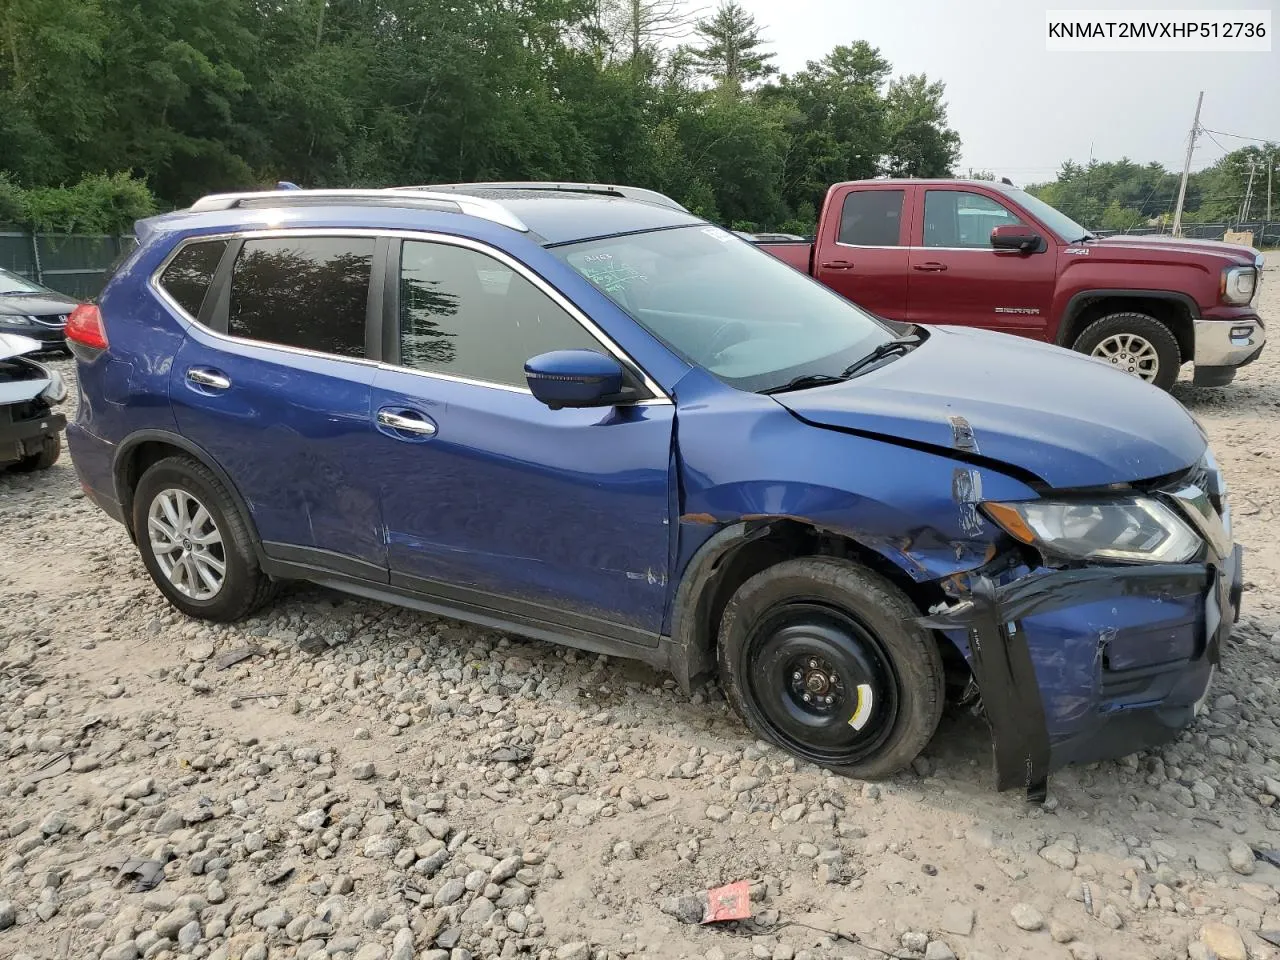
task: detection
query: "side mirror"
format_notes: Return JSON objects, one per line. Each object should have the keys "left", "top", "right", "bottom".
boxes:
{"left": 525, "top": 350, "right": 625, "bottom": 410}
{"left": 990, "top": 224, "right": 1043, "bottom": 253}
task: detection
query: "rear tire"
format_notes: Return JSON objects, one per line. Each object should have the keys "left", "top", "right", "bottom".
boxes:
{"left": 1071, "top": 312, "right": 1181, "bottom": 391}
{"left": 717, "top": 557, "right": 944, "bottom": 780}
{"left": 132, "top": 456, "right": 277, "bottom": 622}
{"left": 13, "top": 434, "right": 60, "bottom": 472}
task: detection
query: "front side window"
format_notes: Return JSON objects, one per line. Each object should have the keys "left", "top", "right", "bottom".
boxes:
{"left": 228, "top": 236, "right": 373, "bottom": 358}
{"left": 923, "top": 191, "right": 1023, "bottom": 248}
{"left": 837, "top": 190, "right": 904, "bottom": 246}
{"left": 158, "top": 240, "right": 228, "bottom": 317}
{"left": 553, "top": 225, "right": 893, "bottom": 393}
{"left": 398, "top": 240, "right": 598, "bottom": 388}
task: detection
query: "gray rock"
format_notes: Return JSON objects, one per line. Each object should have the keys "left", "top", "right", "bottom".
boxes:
{"left": 1068, "top": 945, "right": 1098, "bottom": 960}
{"left": 153, "top": 907, "right": 197, "bottom": 939}
{"left": 1228, "top": 841, "right": 1256, "bottom": 875}
{"left": 0, "top": 901, "right": 14, "bottom": 930}
{"left": 1039, "top": 843, "right": 1077, "bottom": 870}
{"left": 556, "top": 945, "right": 590, "bottom": 960}
{"left": 102, "top": 945, "right": 140, "bottom": 960}
{"left": 353, "top": 945, "right": 387, "bottom": 960}
{"left": 705, "top": 805, "right": 730, "bottom": 822}
{"left": 490, "top": 855, "right": 521, "bottom": 883}
{"left": 461, "top": 896, "right": 494, "bottom": 924}
{"left": 613, "top": 840, "right": 636, "bottom": 861}
{"left": 177, "top": 919, "right": 202, "bottom": 949}
{"left": 363, "top": 904, "right": 390, "bottom": 929}
{"left": 253, "top": 906, "right": 293, "bottom": 929}
{"left": 660, "top": 893, "right": 704, "bottom": 924}
{"left": 1097, "top": 904, "right": 1122, "bottom": 930}
{"left": 38, "top": 811, "right": 66, "bottom": 836}
{"left": 1194, "top": 850, "right": 1228, "bottom": 873}
{"left": 924, "top": 943, "right": 956, "bottom": 960}
{"left": 186, "top": 641, "right": 214, "bottom": 662}
{"left": 391, "top": 927, "right": 415, "bottom": 960}
{"left": 296, "top": 809, "right": 326, "bottom": 831}
{"left": 435, "top": 879, "right": 466, "bottom": 907}
{"left": 1010, "top": 903, "right": 1044, "bottom": 931}
{"left": 1048, "top": 919, "right": 1075, "bottom": 943}
{"left": 900, "top": 932, "right": 929, "bottom": 951}
{"left": 124, "top": 777, "right": 155, "bottom": 800}
{"left": 351, "top": 761, "right": 375, "bottom": 780}
{"left": 154, "top": 809, "right": 184, "bottom": 833}
{"left": 939, "top": 904, "right": 974, "bottom": 936}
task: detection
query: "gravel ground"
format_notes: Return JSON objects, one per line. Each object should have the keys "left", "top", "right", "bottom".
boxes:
{"left": 1, "top": 271, "right": 1278, "bottom": 960}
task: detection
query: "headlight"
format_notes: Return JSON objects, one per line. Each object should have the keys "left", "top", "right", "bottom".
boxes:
{"left": 982, "top": 497, "right": 1201, "bottom": 564}
{"left": 40, "top": 370, "right": 67, "bottom": 404}
{"left": 1221, "top": 266, "right": 1256, "bottom": 305}
{"left": 3, "top": 315, "right": 34, "bottom": 325}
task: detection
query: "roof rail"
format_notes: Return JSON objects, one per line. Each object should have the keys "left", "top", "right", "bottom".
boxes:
{"left": 186, "top": 188, "right": 529, "bottom": 232}
{"left": 408, "top": 181, "right": 689, "bottom": 212}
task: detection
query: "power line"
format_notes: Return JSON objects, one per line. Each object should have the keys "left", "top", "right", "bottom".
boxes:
{"left": 1200, "top": 127, "right": 1278, "bottom": 144}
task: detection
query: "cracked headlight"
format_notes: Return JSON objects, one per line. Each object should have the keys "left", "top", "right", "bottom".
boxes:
{"left": 982, "top": 497, "right": 1201, "bottom": 564}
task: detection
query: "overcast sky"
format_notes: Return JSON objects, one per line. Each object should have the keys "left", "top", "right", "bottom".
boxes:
{"left": 734, "top": 0, "right": 1278, "bottom": 185}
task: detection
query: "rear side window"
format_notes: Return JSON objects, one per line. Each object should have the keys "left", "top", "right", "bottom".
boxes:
{"left": 158, "top": 240, "right": 228, "bottom": 317}
{"left": 837, "top": 190, "right": 904, "bottom": 246}
{"left": 228, "top": 237, "right": 374, "bottom": 358}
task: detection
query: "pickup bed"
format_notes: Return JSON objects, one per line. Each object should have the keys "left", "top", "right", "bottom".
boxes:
{"left": 757, "top": 179, "right": 1267, "bottom": 390}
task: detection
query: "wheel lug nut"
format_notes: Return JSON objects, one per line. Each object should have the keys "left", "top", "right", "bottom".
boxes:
{"left": 802, "top": 693, "right": 811, "bottom": 703}
{"left": 792, "top": 671, "right": 802, "bottom": 681}
{"left": 808, "top": 659, "right": 818, "bottom": 669}
{"left": 824, "top": 695, "right": 833, "bottom": 704}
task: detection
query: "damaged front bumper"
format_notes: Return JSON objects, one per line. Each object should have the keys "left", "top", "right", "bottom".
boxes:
{"left": 921, "top": 546, "right": 1242, "bottom": 798}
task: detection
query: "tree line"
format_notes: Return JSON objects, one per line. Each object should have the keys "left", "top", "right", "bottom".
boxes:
{"left": 1028, "top": 145, "right": 1279, "bottom": 233}
{"left": 0, "top": 0, "right": 961, "bottom": 233}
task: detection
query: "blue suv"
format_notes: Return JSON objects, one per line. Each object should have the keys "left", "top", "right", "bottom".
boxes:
{"left": 65, "top": 184, "right": 1242, "bottom": 794}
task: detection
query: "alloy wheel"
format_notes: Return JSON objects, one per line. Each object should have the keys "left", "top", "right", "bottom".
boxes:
{"left": 1091, "top": 333, "right": 1160, "bottom": 382}
{"left": 147, "top": 488, "right": 226, "bottom": 600}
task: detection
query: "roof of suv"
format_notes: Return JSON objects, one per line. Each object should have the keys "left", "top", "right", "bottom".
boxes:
{"left": 158, "top": 185, "right": 702, "bottom": 247}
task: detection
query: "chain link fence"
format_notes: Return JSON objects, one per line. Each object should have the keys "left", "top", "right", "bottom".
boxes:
{"left": 1095, "top": 221, "right": 1280, "bottom": 248}
{"left": 0, "top": 230, "right": 137, "bottom": 300}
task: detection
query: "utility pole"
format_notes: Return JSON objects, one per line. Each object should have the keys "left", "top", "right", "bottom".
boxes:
{"left": 1240, "top": 156, "right": 1258, "bottom": 224}
{"left": 1268, "top": 148, "right": 1273, "bottom": 221}
{"left": 1171, "top": 91, "right": 1203, "bottom": 237}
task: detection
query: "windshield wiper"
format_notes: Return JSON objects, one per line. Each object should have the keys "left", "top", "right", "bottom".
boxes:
{"left": 760, "top": 373, "right": 848, "bottom": 395}
{"left": 839, "top": 333, "right": 924, "bottom": 379}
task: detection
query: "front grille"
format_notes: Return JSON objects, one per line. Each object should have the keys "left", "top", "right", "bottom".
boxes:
{"left": 30, "top": 314, "right": 68, "bottom": 327}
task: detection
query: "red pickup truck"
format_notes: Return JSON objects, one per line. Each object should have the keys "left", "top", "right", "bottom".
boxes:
{"left": 756, "top": 179, "right": 1267, "bottom": 390}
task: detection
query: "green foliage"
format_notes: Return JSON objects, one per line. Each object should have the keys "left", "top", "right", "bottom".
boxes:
{"left": 5, "top": 172, "right": 157, "bottom": 233}
{"left": 1027, "top": 146, "right": 1278, "bottom": 231}
{"left": 0, "top": 0, "right": 966, "bottom": 232}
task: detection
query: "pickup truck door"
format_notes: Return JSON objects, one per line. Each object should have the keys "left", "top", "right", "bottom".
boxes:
{"left": 905, "top": 186, "right": 1057, "bottom": 338}
{"left": 813, "top": 185, "right": 912, "bottom": 320}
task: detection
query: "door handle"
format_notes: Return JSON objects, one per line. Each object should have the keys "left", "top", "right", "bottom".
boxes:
{"left": 376, "top": 409, "right": 437, "bottom": 437}
{"left": 186, "top": 368, "right": 231, "bottom": 390}
{"left": 820, "top": 259, "right": 854, "bottom": 270}
{"left": 912, "top": 262, "right": 948, "bottom": 272}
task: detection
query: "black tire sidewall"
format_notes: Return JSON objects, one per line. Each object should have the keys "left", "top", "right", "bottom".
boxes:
{"left": 13, "top": 434, "right": 60, "bottom": 472}
{"left": 132, "top": 458, "right": 260, "bottom": 621}
{"left": 717, "top": 557, "right": 944, "bottom": 780}
{"left": 1072, "top": 312, "right": 1181, "bottom": 391}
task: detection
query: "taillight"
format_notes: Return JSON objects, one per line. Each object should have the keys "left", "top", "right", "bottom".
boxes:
{"left": 65, "top": 304, "right": 108, "bottom": 350}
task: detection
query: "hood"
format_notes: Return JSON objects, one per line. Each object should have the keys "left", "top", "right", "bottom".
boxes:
{"left": 0, "top": 292, "right": 78, "bottom": 317}
{"left": 1085, "top": 234, "right": 1261, "bottom": 265}
{"left": 773, "top": 326, "right": 1206, "bottom": 489}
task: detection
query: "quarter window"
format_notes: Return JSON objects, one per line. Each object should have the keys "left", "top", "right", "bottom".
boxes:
{"left": 923, "top": 191, "right": 1023, "bottom": 248}
{"left": 228, "top": 237, "right": 374, "bottom": 358}
{"left": 398, "top": 241, "right": 599, "bottom": 388}
{"left": 158, "top": 240, "right": 228, "bottom": 318}
{"left": 837, "top": 190, "right": 904, "bottom": 246}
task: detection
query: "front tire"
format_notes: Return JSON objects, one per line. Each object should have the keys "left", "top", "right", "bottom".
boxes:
{"left": 132, "top": 456, "right": 277, "bottom": 622}
{"left": 717, "top": 557, "right": 944, "bottom": 780}
{"left": 1071, "top": 312, "right": 1181, "bottom": 390}
{"left": 13, "top": 434, "right": 60, "bottom": 472}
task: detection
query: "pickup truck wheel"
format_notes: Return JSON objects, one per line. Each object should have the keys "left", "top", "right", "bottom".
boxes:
{"left": 717, "top": 557, "right": 944, "bottom": 780}
{"left": 132, "top": 456, "right": 278, "bottom": 622}
{"left": 12, "top": 434, "right": 60, "bottom": 472}
{"left": 1071, "top": 312, "right": 1181, "bottom": 390}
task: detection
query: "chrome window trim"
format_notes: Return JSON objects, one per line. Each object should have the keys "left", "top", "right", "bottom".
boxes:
{"left": 149, "top": 228, "right": 672, "bottom": 404}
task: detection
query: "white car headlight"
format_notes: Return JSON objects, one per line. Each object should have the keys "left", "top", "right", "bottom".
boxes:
{"left": 4, "top": 315, "right": 34, "bottom": 325}
{"left": 983, "top": 497, "right": 1201, "bottom": 564}
{"left": 1221, "top": 265, "right": 1256, "bottom": 305}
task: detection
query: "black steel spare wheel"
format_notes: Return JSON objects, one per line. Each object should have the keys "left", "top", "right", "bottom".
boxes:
{"left": 749, "top": 604, "right": 898, "bottom": 763}
{"left": 718, "top": 557, "right": 944, "bottom": 779}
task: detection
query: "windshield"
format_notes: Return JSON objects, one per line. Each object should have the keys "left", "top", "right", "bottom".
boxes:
{"left": 1005, "top": 188, "right": 1091, "bottom": 242}
{"left": 552, "top": 225, "right": 894, "bottom": 393}
{"left": 0, "top": 267, "right": 47, "bottom": 295}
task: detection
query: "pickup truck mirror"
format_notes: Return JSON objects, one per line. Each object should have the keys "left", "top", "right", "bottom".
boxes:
{"left": 990, "top": 224, "right": 1043, "bottom": 253}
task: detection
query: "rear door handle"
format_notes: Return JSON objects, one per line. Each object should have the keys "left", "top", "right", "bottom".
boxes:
{"left": 376, "top": 408, "right": 437, "bottom": 438}
{"left": 912, "top": 262, "right": 948, "bottom": 272}
{"left": 821, "top": 259, "right": 854, "bottom": 270}
{"left": 186, "top": 368, "right": 231, "bottom": 390}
